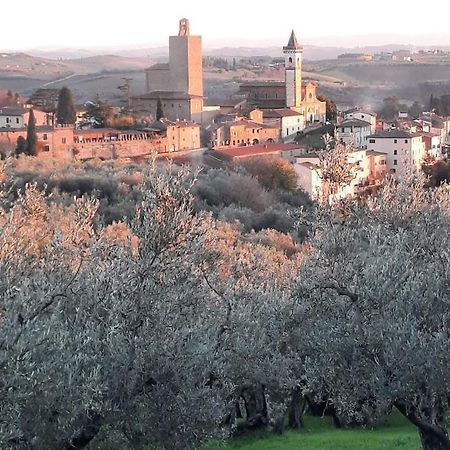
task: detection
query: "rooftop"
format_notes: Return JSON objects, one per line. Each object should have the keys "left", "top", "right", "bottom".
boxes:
{"left": 344, "top": 107, "right": 377, "bottom": 116}
{"left": 0, "top": 106, "right": 27, "bottom": 116}
{"left": 339, "top": 118, "right": 372, "bottom": 128}
{"left": 283, "top": 30, "right": 303, "bottom": 51}
{"left": 366, "top": 150, "right": 387, "bottom": 156}
{"left": 368, "top": 129, "right": 421, "bottom": 139}
{"left": 264, "top": 108, "right": 303, "bottom": 118}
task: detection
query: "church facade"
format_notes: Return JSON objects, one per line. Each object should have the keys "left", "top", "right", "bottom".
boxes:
{"left": 240, "top": 31, "right": 326, "bottom": 124}
{"left": 131, "top": 19, "right": 203, "bottom": 121}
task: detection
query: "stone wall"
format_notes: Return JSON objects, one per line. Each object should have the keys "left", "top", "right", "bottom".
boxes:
{"left": 74, "top": 136, "right": 168, "bottom": 160}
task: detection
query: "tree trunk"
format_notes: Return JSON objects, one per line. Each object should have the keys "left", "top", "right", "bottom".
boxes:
{"left": 241, "top": 385, "right": 268, "bottom": 428}
{"left": 419, "top": 427, "right": 450, "bottom": 450}
{"left": 62, "top": 411, "right": 102, "bottom": 450}
{"left": 395, "top": 401, "right": 450, "bottom": 450}
{"left": 288, "top": 387, "right": 306, "bottom": 429}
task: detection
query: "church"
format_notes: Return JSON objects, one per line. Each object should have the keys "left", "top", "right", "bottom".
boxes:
{"left": 131, "top": 19, "right": 204, "bottom": 121}
{"left": 240, "top": 30, "right": 327, "bottom": 123}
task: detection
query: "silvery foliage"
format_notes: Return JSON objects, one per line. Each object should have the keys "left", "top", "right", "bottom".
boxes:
{"left": 296, "top": 174, "right": 450, "bottom": 446}
{"left": 0, "top": 160, "right": 302, "bottom": 450}
{"left": 0, "top": 163, "right": 225, "bottom": 450}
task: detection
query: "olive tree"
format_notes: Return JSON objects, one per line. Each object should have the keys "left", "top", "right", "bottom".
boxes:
{"left": 296, "top": 176, "right": 450, "bottom": 450}
{"left": 0, "top": 165, "right": 225, "bottom": 450}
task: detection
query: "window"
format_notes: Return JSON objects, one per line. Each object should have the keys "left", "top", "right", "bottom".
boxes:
{"left": 42, "top": 145, "right": 50, "bottom": 152}
{"left": 394, "top": 139, "right": 398, "bottom": 143}
{"left": 171, "top": 104, "right": 174, "bottom": 108}
{"left": 393, "top": 149, "right": 397, "bottom": 155}
{"left": 394, "top": 159, "right": 398, "bottom": 165}
{"left": 392, "top": 168, "right": 396, "bottom": 173}
{"left": 289, "top": 57, "right": 293, "bottom": 64}
{"left": 405, "top": 139, "right": 408, "bottom": 143}
{"left": 16, "top": 118, "right": 19, "bottom": 124}
{"left": 369, "top": 139, "right": 375, "bottom": 143}
{"left": 43, "top": 134, "right": 48, "bottom": 141}
{"left": 62, "top": 137, "right": 66, "bottom": 144}
{"left": 6, "top": 118, "right": 9, "bottom": 124}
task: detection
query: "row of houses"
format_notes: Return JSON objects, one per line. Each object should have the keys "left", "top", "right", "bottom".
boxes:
{"left": 0, "top": 119, "right": 201, "bottom": 160}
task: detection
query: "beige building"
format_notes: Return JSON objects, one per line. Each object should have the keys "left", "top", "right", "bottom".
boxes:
{"left": 131, "top": 18, "right": 203, "bottom": 121}
{"left": 294, "top": 149, "right": 388, "bottom": 201}
{"left": 367, "top": 130, "right": 426, "bottom": 179}
{"left": 239, "top": 31, "right": 326, "bottom": 124}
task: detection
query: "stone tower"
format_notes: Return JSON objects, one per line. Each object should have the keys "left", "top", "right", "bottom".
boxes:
{"left": 169, "top": 18, "right": 203, "bottom": 99}
{"left": 283, "top": 30, "right": 303, "bottom": 108}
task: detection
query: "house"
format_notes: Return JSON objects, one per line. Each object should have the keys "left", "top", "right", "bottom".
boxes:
{"left": 294, "top": 149, "right": 388, "bottom": 201}
{"left": 337, "top": 118, "right": 372, "bottom": 148}
{"left": 0, "top": 125, "right": 75, "bottom": 158}
{"left": 212, "top": 110, "right": 280, "bottom": 148}
{"left": 344, "top": 107, "right": 377, "bottom": 134}
{"left": 211, "top": 143, "right": 304, "bottom": 162}
{"left": 366, "top": 130, "right": 426, "bottom": 178}
{"left": 0, "top": 106, "right": 48, "bottom": 128}
{"left": 419, "top": 132, "right": 443, "bottom": 159}
{"left": 263, "top": 108, "right": 305, "bottom": 139}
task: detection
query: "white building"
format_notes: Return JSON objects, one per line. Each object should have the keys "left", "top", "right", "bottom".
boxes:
{"left": 0, "top": 107, "right": 25, "bottom": 128}
{"left": 263, "top": 108, "right": 305, "bottom": 139}
{"left": 0, "top": 106, "right": 48, "bottom": 128}
{"left": 294, "top": 149, "right": 387, "bottom": 201}
{"left": 367, "top": 130, "right": 426, "bottom": 179}
{"left": 344, "top": 108, "right": 377, "bottom": 134}
{"left": 337, "top": 119, "right": 372, "bottom": 148}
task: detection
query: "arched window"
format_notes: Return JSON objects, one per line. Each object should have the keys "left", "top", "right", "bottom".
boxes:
{"left": 288, "top": 57, "right": 293, "bottom": 64}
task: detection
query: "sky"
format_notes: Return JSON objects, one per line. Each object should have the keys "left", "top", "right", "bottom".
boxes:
{"left": 5, "top": 0, "right": 450, "bottom": 50}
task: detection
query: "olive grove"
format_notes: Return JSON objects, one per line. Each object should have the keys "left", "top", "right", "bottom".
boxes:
{"left": 296, "top": 176, "right": 450, "bottom": 450}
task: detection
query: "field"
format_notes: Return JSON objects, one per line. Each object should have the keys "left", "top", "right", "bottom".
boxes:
{"left": 204, "top": 413, "right": 421, "bottom": 450}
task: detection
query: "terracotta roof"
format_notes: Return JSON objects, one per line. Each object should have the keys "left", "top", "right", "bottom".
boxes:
{"left": 366, "top": 150, "right": 387, "bottom": 156}
{"left": 283, "top": 30, "right": 303, "bottom": 51}
{"left": 264, "top": 108, "right": 303, "bottom": 118}
{"left": 213, "top": 143, "right": 301, "bottom": 159}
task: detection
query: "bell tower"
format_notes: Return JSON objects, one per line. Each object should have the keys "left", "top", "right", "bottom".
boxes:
{"left": 283, "top": 30, "right": 303, "bottom": 108}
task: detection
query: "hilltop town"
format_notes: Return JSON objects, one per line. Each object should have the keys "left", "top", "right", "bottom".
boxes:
{"left": 4, "top": 14, "right": 450, "bottom": 450}
{"left": 0, "top": 18, "right": 448, "bottom": 202}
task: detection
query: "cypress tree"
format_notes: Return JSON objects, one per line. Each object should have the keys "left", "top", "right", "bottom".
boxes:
{"left": 26, "top": 109, "right": 37, "bottom": 156}
{"left": 156, "top": 97, "right": 164, "bottom": 121}
{"left": 15, "top": 136, "right": 27, "bottom": 156}
{"left": 56, "top": 86, "right": 76, "bottom": 125}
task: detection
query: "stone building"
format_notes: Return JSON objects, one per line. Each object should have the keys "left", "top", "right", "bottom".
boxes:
{"left": 131, "top": 18, "right": 203, "bottom": 121}
{"left": 239, "top": 30, "right": 326, "bottom": 124}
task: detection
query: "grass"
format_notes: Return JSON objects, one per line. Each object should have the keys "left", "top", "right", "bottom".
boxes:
{"left": 204, "top": 412, "right": 421, "bottom": 450}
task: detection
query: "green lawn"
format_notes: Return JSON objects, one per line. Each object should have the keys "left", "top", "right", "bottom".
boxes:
{"left": 204, "top": 412, "right": 421, "bottom": 450}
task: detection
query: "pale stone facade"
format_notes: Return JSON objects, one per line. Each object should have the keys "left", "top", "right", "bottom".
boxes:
{"left": 366, "top": 130, "right": 426, "bottom": 179}
{"left": 294, "top": 149, "right": 388, "bottom": 201}
{"left": 132, "top": 18, "right": 203, "bottom": 121}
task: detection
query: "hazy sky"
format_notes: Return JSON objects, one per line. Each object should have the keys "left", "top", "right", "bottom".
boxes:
{"left": 5, "top": 0, "right": 450, "bottom": 50}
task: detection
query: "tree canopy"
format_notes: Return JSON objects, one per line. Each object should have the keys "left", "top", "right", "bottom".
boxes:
{"left": 56, "top": 86, "right": 77, "bottom": 125}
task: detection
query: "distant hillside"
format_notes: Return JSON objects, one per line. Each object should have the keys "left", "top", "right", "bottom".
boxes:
{"left": 0, "top": 52, "right": 152, "bottom": 79}
{"left": 23, "top": 44, "right": 450, "bottom": 62}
